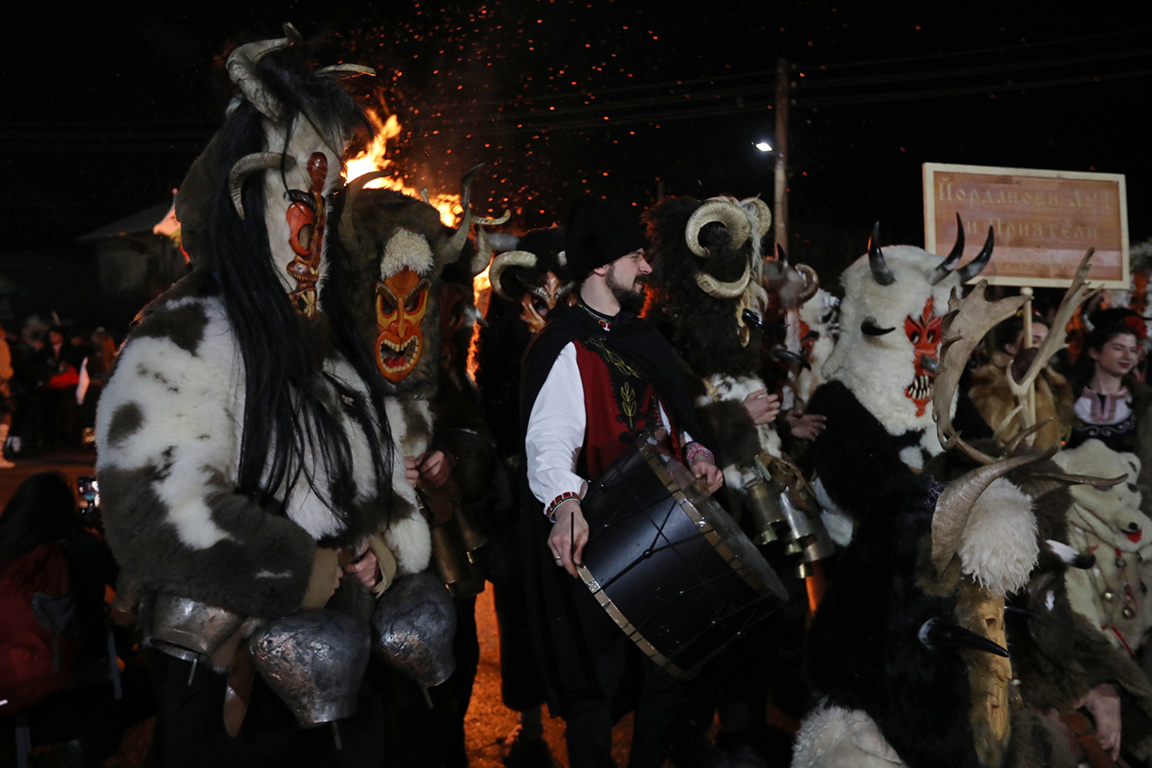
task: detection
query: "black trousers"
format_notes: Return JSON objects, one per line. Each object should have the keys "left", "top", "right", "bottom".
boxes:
{"left": 562, "top": 577, "right": 690, "bottom": 768}
{"left": 143, "top": 648, "right": 385, "bottom": 768}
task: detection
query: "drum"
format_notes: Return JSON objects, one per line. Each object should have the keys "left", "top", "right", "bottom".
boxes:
{"left": 578, "top": 433, "right": 788, "bottom": 679}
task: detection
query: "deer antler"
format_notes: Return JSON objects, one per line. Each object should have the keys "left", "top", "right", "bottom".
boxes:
{"left": 933, "top": 281, "right": 1030, "bottom": 465}
{"left": 1006, "top": 249, "right": 1101, "bottom": 410}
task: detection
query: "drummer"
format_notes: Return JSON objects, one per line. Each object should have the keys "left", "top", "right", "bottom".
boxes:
{"left": 520, "top": 195, "right": 722, "bottom": 768}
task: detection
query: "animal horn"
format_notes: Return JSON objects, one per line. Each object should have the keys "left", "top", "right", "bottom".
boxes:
{"left": 489, "top": 251, "right": 539, "bottom": 301}
{"left": 794, "top": 263, "right": 820, "bottom": 304}
{"left": 686, "top": 200, "right": 752, "bottom": 258}
{"left": 473, "top": 210, "right": 512, "bottom": 227}
{"left": 744, "top": 197, "right": 773, "bottom": 240}
{"left": 228, "top": 153, "right": 295, "bottom": 220}
{"left": 470, "top": 210, "right": 513, "bottom": 276}
{"left": 318, "top": 63, "right": 376, "bottom": 77}
{"left": 695, "top": 262, "right": 751, "bottom": 298}
{"left": 867, "top": 221, "right": 895, "bottom": 286}
{"left": 919, "top": 618, "right": 1009, "bottom": 658}
{"left": 929, "top": 213, "right": 966, "bottom": 285}
{"left": 956, "top": 225, "right": 995, "bottom": 282}
{"left": 225, "top": 24, "right": 300, "bottom": 121}
{"left": 931, "top": 445, "right": 1058, "bottom": 577}
{"left": 342, "top": 171, "right": 390, "bottom": 208}
{"left": 437, "top": 164, "right": 486, "bottom": 265}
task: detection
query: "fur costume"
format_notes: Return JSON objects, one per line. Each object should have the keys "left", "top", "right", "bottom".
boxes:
{"left": 969, "top": 350, "right": 1074, "bottom": 452}
{"left": 791, "top": 288, "right": 839, "bottom": 409}
{"left": 96, "top": 30, "right": 421, "bottom": 621}
{"left": 1054, "top": 440, "right": 1152, "bottom": 654}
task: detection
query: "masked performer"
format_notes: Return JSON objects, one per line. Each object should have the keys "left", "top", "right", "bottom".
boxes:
{"left": 474, "top": 226, "right": 573, "bottom": 762}
{"left": 94, "top": 29, "right": 435, "bottom": 766}
{"left": 520, "top": 196, "right": 722, "bottom": 768}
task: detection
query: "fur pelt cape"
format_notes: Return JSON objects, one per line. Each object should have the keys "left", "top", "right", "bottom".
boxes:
{"left": 96, "top": 270, "right": 431, "bottom": 619}
{"left": 517, "top": 301, "right": 711, "bottom": 714}
{"left": 968, "top": 351, "right": 1074, "bottom": 452}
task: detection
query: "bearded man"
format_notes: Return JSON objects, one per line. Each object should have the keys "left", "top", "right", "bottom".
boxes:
{"left": 520, "top": 195, "right": 722, "bottom": 768}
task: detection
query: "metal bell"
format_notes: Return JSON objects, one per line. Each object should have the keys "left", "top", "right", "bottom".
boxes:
{"left": 1123, "top": 606, "right": 1136, "bottom": 619}
{"left": 430, "top": 519, "right": 486, "bottom": 599}
{"left": 1103, "top": 590, "right": 1116, "bottom": 603}
{"left": 248, "top": 609, "right": 371, "bottom": 727}
{"left": 151, "top": 593, "right": 245, "bottom": 663}
{"left": 1116, "top": 556, "right": 1127, "bottom": 568}
{"left": 744, "top": 479, "right": 786, "bottom": 545}
{"left": 371, "top": 572, "right": 457, "bottom": 688}
{"left": 453, "top": 505, "right": 489, "bottom": 556}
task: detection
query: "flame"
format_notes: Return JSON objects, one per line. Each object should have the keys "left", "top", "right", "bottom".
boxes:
{"left": 344, "top": 109, "right": 462, "bottom": 226}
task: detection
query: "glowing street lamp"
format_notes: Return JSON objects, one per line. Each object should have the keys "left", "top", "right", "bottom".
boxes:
{"left": 754, "top": 141, "right": 773, "bottom": 153}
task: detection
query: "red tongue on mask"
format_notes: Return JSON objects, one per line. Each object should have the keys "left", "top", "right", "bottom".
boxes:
{"left": 1127, "top": 530, "right": 1143, "bottom": 543}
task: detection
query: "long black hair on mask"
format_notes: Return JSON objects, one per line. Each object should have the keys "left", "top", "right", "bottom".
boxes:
{"left": 201, "top": 41, "right": 388, "bottom": 527}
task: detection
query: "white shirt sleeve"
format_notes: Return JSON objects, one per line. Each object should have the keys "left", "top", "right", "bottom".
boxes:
{"left": 526, "top": 343, "right": 588, "bottom": 514}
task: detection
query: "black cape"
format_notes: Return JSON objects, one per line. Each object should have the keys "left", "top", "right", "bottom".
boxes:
{"left": 517, "top": 302, "right": 711, "bottom": 714}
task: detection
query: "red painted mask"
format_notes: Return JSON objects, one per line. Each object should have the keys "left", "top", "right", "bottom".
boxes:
{"left": 284, "top": 152, "right": 328, "bottom": 318}
{"left": 904, "top": 297, "right": 942, "bottom": 417}
{"left": 376, "top": 267, "right": 430, "bottom": 383}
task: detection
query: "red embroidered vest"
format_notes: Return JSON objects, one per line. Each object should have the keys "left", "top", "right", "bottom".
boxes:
{"left": 574, "top": 338, "right": 681, "bottom": 478}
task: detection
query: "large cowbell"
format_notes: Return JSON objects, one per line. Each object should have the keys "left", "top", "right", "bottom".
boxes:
{"left": 248, "top": 609, "right": 371, "bottom": 727}
{"left": 370, "top": 572, "right": 457, "bottom": 688}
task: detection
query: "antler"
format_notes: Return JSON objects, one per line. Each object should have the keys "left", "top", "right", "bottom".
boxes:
{"left": 1006, "top": 249, "right": 1101, "bottom": 410}
{"left": 933, "top": 280, "right": 1030, "bottom": 465}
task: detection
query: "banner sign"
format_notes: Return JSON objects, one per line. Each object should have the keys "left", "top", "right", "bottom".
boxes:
{"left": 923, "top": 162, "right": 1128, "bottom": 288}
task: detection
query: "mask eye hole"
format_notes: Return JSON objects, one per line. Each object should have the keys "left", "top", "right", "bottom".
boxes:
{"left": 376, "top": 289, "right": 397, "bottom": 315}
{"left": 405, "top": 291, "right": 423, "bottom": 313}
{"left": 910, "top": 331, "right": 920, "bottom": 344}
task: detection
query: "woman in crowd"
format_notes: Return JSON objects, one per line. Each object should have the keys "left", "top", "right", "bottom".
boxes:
{"left": 1069, "top": 308, "right": 1149, "bottom": 451}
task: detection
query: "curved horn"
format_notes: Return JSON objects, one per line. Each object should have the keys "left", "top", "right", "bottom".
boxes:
{"left": 956, "top": 226, "right": 995, "bottom": 283}
{"left": 931, "top": 446, "right": 1058, "bottom": 576}
{"left": 686, "top": 200, "right": 752, "bottom": 258}
{"left": 794, "top": 263, "right": 820, "bottom": 304}
{"left": 342, "top": 171, "right": 390, "bottom": 209}
{"left": 437, "top": 164, "right": 486, "bottom": 265}
{"left": 484, "top": 233, "right": 521, "bottom": 254}
{"left": 867, "top": 221, "right": 895, "bottom": 286}
{"left": 225, "top": 24, "right": 299, "bottom": 121}
{"left": 743, "top": 197, "right": 773, "bottom": 241}
{"left": 929, "top": 213, "right": 967, "bottom": 285}
{"left": 228, "top": 153, "right": 295, "bottom": 220}
{"left": 695, "top": 262, "right": 751, "bottom": 299}
{"left": 489, "top": 251, "right": 539, "bottom": 301}
{"left": 318, "top": 64, "right": 376, "bottom": 77}
{"left": 473, "top": 210, "right": 512, "bottom": 227}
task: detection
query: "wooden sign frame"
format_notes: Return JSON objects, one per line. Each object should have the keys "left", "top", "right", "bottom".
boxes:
{"left": 923, "top": 162, "right": 1128, "bottom": 289}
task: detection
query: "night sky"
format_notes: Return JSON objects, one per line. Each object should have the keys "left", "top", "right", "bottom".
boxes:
{"left": 4, "top": 1, "right": 1151, "bottom": 292}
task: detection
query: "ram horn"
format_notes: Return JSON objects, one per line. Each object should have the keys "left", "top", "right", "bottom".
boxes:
{"left": 318, "top": 63, "right": 376, "bottom": 77}
{"left": 686, "top": 200, "right": 752, "bottom": 258}
{"left": 867, "top": 221, "right": 895, "bottom": 286}
{"left": 436, "top": 164, "right": 486, "bottom": 266}
{"left": 228, "top": 153, "right": 295, "bottom": 220}
{"left": 742, "top": 197, "right": 773, "bottom": 241}
{"left": 489, "top": 251, "right": 539, "bottom": 301}
{"left": 956, "top": 226, "right": 995, "bottom": 283}
{"left": 695, "top": 261, "right": 751, "bottom": 299}
{"left": 794, "top": 263, "right": 820, "bottom": 304}
{"left": 931, "top": 445, "right": 1058, "bottom": 576}
{"left": 473, "top": 210, "right": 512, "bottom": 227}
{"left": 929, "top": 213, "right": 967, "bottom": 285}
{"left": 225, "top": 24, "right": 301, "bottom": 121}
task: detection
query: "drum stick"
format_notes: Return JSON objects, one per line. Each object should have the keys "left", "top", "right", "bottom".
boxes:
{"left": 570, "top": 510, "right": 576, "bottom": 563}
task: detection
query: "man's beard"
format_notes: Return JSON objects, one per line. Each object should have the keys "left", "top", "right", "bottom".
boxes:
{"left": 606, "top": 267, "right": 646, "bottom": 313}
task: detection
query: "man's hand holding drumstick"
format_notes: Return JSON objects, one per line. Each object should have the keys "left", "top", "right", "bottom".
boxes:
{"left": 548, "top": 502, "right": 589, "bottom": 579}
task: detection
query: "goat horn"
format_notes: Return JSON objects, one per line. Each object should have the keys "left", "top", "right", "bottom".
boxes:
{"left": 318, "top": 64, "right": 376, "bottom": 77}
{"left": 225, "top": 25, "right": 299, "bottom": 121}
{"left": 228, "top": 153, "right": 295, "bottom": 220}
{"left": 489, "top": 251, "right": 539, "bottom": 301}
{"left": 919, "top": 618, "right": 1009, "bottom": 658}
{"left": 695, "top": 261, "right": 751, "bottom": 299}
{"left": 437, "top": 164, "right": 486, "bottom": 266}
{"left": 342, "top": 171, "right": 390, "bottom": 209}
{"left": 867, "top": 221, "right": 895, "bottom": 286}
{"left": 956, "top": 225, "right": 995, "bottom": 283}
{"left": 686, "top": 200, "right": 752, "bottom": 258}
{"left": 929, "top": 213, "right": 966, "bottom": 285}
{"left": 473, "top": 210, "right": 512, "bottom": 227}
{"left": 932, "top": 446, "right": 1058, "bottom": 576}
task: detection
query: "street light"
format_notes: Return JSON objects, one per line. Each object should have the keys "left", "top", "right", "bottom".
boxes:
{"left": 754, "top": 141, "right": 773, "bottom": 153}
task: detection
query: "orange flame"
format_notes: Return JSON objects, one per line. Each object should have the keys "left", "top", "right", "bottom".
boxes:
{"left": 344, "top": 109, "right": 462, "bottom": 226}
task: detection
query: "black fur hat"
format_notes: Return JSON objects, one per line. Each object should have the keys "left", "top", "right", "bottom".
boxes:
{"left": 564, "top": 195, "right": 646, "bottom": 280}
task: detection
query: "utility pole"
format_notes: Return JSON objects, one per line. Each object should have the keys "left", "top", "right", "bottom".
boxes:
{"left": 774, "top": 58, "right": 790, "bottom": 253}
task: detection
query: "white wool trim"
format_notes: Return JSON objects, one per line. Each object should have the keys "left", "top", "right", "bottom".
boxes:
{"left": 701, "top": 374, "right": 782, "bottom": 459}
{"left": 1055, "top": 439, "right": 1150, "bottom": 552}
{"left": 898, "top": 447, "right": 924, "bottom": 471}
{"left": 957, "top": 477, "right": 1038, "bottom": 596}
{"left": 381, "top": 228, "right": 434, "bottom": 276}
{"left": 384, "top": 511, "right": 432, "bottom": 575}
{"left": 792, "top": 702, "right": 905, "bottom": 768}
{"left": 815, "top": 478, "right": 854, "bottom": 547}
{"left": 825, "top": 245, "right": 959, "bottom": 437}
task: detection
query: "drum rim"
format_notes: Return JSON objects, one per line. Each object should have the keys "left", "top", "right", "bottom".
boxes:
{"left": 637, "top": 441, "right": 787, "bottom": 602}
